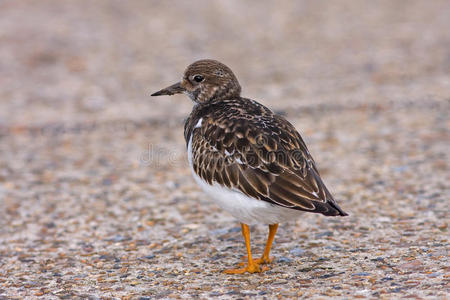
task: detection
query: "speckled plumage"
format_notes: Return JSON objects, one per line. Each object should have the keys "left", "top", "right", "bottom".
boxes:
{"left": 167, "top": 60, "right": 347, "bottom": 219}
{"left": 184, "top": 96, "right": 347, "bottom": 217}
{"left": 152, "top": 59, "right": 347, "bottom": 273}
{"left": 153, "top": 59, "right": 347, "bottom": 221}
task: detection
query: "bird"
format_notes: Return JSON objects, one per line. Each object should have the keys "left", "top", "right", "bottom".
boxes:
{"left": 151, "top": 59, "right": 348, "bottom": 274}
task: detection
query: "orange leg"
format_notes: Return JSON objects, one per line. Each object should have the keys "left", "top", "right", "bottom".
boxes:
{"left": 224, "top": 223, "right": 264, "bottom": 274}
{"left": 257, "top": 223, "right": 279, "bottom": 264}
{"left": 240, "top": 223, "right": 279, "bottom": 265}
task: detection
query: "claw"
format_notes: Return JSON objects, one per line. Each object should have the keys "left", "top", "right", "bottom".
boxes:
{"left": 224, "top": 261, "right": 268, "bottom": 274}
{"left": 238, "top": 256, "right": 274, "bottom": 266}
{"left": 255, "top": 256, "right": 274, "bottom": 264}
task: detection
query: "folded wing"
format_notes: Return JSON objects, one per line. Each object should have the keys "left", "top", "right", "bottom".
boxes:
{"left": 188, "top": 100, "right": 347, "bottom": 217}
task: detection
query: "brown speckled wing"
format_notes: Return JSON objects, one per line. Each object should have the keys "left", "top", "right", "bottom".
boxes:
{"left": 185, "top": 98, "right": 347, "bottom": 216}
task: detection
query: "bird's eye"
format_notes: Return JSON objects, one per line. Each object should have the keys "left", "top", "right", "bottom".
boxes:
{"left": 193, "top": 75, "right": 204, "bottom": 83}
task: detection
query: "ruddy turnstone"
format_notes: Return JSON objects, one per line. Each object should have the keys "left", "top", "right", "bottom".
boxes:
{"left": 151, "top": 59, "right": 348, "bottom": 274}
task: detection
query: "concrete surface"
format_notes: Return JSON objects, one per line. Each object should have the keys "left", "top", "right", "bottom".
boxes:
{"left": 0, "top": 1, "right": 448, "bottom": 299}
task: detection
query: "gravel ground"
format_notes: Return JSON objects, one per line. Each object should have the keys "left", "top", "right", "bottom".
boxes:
{"left": 0, "top": 1, "right": 449, "bottom": 299}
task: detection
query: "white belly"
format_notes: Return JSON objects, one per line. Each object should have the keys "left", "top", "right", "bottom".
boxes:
{"left": 187, "top": 135, "right": 301, "bottom": 224}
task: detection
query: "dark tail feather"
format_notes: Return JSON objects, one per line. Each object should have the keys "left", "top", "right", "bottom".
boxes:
{"left": 323, "top": 186, "right": 348, "bottom": 216}
{"left": 327, "top": 201, "right": 348, "bottom": 216}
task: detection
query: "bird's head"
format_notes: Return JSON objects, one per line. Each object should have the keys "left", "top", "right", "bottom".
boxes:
{"left": 151, "top": 59, "right": 241, "bottom": 104}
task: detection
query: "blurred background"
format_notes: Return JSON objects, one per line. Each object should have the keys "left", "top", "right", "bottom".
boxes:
{"left": 1, "top": 0, "right": 448, "bottom": 124}
{"left": 0, "top": 0, "right": 448, "bottom": 298}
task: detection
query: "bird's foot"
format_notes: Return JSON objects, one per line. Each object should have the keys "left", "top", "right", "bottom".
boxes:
{"left": 224, "top": 261, "right": 268, "bottom": 274}
{"left": 239, "top": 255, "right": 274, "bottom": 266}
{"left": 253, "top": 256, "right": 274, "bottom": 265}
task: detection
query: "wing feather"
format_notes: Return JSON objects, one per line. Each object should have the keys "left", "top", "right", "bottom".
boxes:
{"left": 186, "top": 98, "right": 347, "bottom": 216}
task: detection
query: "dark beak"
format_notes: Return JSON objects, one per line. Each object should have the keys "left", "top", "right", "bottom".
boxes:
{"left": 151, "top": 82, "right": 184, "bottom": 96}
